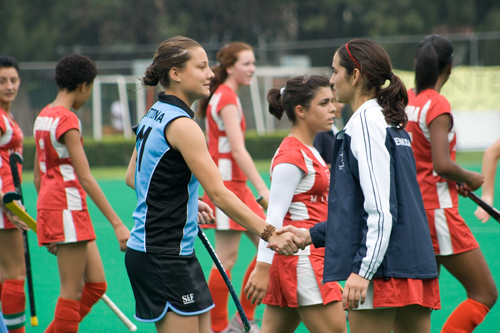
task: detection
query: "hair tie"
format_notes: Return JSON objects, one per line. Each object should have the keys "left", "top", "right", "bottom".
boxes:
{"left": 345, "top": 43, "right": 376, "bottom": 84}
{"left": 280, "top": 87, "right": 285, "bottom": 96}
{"left": 387, "top": 72, "right": 394, "bottom": 79}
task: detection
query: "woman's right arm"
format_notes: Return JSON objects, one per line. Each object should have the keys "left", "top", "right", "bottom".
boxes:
{"left": 166, "top": 117, "right": 304, "bottom": 254}
{"left": 429, "top": 114, "right": 483, "bottom": 190}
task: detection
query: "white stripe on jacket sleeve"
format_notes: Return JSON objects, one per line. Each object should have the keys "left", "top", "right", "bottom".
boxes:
{"left": 349, "top": 108, "right": 393, "bottom": 280}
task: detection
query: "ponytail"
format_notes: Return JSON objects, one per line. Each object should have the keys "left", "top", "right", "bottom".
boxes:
{"left": 376, "top": 74, "right": 408, "bottom": 128}
{"left": 267, "top": 88, "right": 285, "bottom": 120}
{"left": 268, "top": 75, "right": 330, "bottom": 124}
{"left": 414, "top": 35, "right": 454, "bottom": 95}
{"left": 338, "top": 39, "right": 408, "bottom": 129}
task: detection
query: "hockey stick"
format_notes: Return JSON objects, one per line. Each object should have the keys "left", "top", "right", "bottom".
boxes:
{"left": 458, "top": 183, "right": 500, "bottom": 223}
{"left": 101, "top": 294, "right": 137, "bottom": 332}
{"left": 197, "top": 226, "right": 251, "bottom": 332}
{"left": 3, "top": 191, "right": 135, "bottom": 328}
{"left": 0, "top": 199, "right": 138, "bottom": 332}
{"left": 9, "top": 153, "right": 38, "bottom": 326}
{"left": 256, "top": 195, "right": 268, "bottom": 211}
{"left": 3, "top": 192, "right": 37, "bottom": 232}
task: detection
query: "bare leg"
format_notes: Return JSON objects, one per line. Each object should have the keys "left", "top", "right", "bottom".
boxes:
{"left": 394, "top": 305, "right": 431, "bottom": 333}
{"left": 155, "top": 311, "right": 210, "bottom": 333}
{"left": 83, "top": 241, "right": 105, "bottom": 283}
{"left": 260, "top": 305, "right": 301, "bottom": 333}
{"left": 214, "top": 230, "right": 242, "bottom": 270}
{"left": 0, "top": 229, "right": 26, "bottom": 280}
{"left": 298, "top": 302, "right": 347, "bottom": 333}
{"left": 57, "top": 241, "right": 88, "bottom": 300}
{"left": 437, "top": 248, "right": 497, "bottom": 308}
{"left": 348, "top": 308, "right": 396, "bottom": 333}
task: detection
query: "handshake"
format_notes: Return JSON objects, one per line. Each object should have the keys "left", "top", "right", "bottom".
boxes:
{"left": 266, "top": 225, "right": 313, "bottom": 256}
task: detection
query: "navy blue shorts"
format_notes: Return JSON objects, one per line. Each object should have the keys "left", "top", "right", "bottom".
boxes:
{"left": 125, "top": 248, "right": 214, "bottom": 322}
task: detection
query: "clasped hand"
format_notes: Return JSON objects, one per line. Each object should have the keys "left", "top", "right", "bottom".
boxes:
{"left": 266, "top": 225, "right": 311, "bottom": 255}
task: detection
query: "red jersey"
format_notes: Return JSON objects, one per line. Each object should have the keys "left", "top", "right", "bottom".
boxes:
{"left": 271, "top": 136, "right": 330, "bottom": 229}
{"left": 0, "top": 108, "right": 23, "bottom": 192}
{"left": 264, "top": 137, "right": 339, "bottom": 307}
{"left": 205, "top": 84, "right": 246, "bottom": 182}
{"left": 33, "top": 105, "right": 87, "bottom": 210}
{"left": 405, "top": 88, "right": 458, "bottom": 209}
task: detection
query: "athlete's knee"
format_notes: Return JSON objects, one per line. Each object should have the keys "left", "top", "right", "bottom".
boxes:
{"left": 217, "top": 251, "right": 238, "bottom": 270}
{"left": 470, "top": 283, "right": 498, "bottom": 309}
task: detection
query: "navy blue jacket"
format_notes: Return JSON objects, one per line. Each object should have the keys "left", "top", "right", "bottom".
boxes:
{"left": 310, "top": 99, "right": 437, "bottom": 282}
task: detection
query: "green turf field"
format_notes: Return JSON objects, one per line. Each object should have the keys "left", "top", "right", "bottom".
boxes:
{"left": 18, "top": 155, "right": 500, "bottom": 332}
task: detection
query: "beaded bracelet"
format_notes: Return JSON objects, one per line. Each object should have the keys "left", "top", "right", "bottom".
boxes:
{"left": 260, "top": 224, "right": 276, "bottom": 242}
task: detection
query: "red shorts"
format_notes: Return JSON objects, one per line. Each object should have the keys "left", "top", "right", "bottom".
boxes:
{"left": 425, "top": 207, "right": 479, "bottom": 256}
{"left": 0, "top": 211, "right": 16, "bottom": 229}
{"left": 263, "top": 254, "right": 342, "bottom": 308}
{"left": 355, "top": 277, "right": 441, "bottom": 310}
{"left": 37, "top": 209, "right": 96, "bottom": 245}
{"left": 201, "top": 181, "right": 265, "bottom": 231}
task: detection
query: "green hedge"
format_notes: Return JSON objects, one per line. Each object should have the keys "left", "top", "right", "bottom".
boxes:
{"left": 21, "top": 131, "right": 288, "bottom": 170}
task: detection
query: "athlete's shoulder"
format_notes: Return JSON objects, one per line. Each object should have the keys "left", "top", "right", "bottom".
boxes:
{"left": 409, "top": 88, "right": 449, "bottom": 107}
{"left": 346, "top": 99, "right": 385, "bottom": 134}
{"left": 216, "top": 84, "right": 236, "bottom": 96}
{"left": 275, "top": 137, "right": 306, "bottom": 156}
{"left": 215, "top": 84, "right": 238, "bottom": 105}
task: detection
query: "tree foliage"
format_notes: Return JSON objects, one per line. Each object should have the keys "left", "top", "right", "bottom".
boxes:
{"left": 1, "top": 0, "right": 500, "bottom": 64}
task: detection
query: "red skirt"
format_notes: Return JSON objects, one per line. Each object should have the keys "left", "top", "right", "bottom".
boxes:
{"left": 37, "top": 209, "right": 96, "bottom": 245}
{"left": 354, "top": 277, "right": 441, "bottom": 310}
{"left": 426, "top": 207, "right": 479, "bottom": 256}
{"left": 263, "top": 253, "right": 342, "bottom": 308}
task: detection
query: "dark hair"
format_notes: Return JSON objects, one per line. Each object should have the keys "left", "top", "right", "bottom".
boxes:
{"left": 142, "top": 36, "right": 202, "bottom": 89}
{"left": 337, "top": 39, "right": 408, "bottom": 128}
{"left": 197, "top": 42, "right": 253, "bottom": 118}
{"left": 267, "top": 75, "right": 330, "bottom": 124}
{"left": 0, "top": 56, "right": 19, "bottom": 72}
{"left": 55, "top": 54, "right": 97, "bottom": 91}
{"left": 414, "top": 35, "right": 453, "bottom": 94}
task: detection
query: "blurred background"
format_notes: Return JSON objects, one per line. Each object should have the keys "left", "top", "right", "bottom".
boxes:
{"left": 2, "top": 1, "right": 500, "bottom": 332}
{"left": 2, "top": 0, "right": 500, "bottom": 153}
